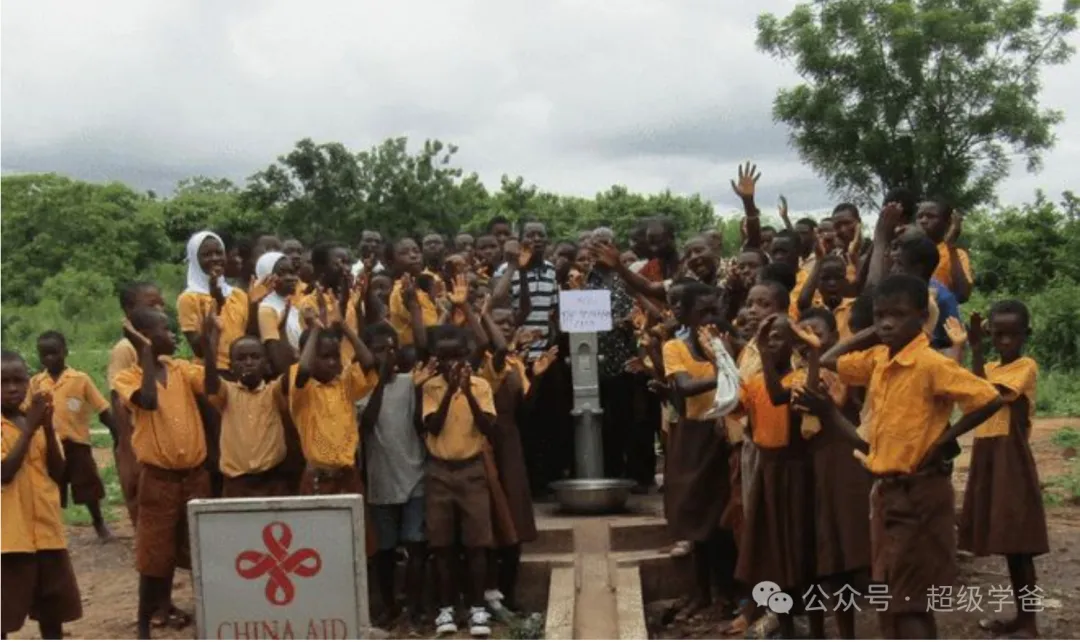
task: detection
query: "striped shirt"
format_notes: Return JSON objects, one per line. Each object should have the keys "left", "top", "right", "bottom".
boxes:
{"left": 494, "top": 260, "right": 558, "bottom": 360}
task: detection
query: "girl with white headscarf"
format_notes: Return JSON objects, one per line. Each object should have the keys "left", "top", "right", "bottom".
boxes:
{"left": 177, "top": 231, "right": 250, "bottom": 370}
{"left": 255, "top": 251, "right": 303, "bottom": 358}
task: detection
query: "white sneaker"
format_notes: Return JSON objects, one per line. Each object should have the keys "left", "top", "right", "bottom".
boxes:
{"left": 435, "top": 606, "right": 457, "bottom": 636}
{"left": 469, "top": 606, "right": 492, "bottom": 637}
{"left": 484, "top": 589, "right": 505, "bottom": 612}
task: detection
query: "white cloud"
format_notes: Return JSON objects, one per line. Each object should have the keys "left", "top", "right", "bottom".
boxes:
{"left": 2, "top": 0, "right": 1076, "bottom": 217}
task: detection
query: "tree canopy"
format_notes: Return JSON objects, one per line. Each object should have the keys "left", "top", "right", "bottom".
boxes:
{"left": 756, "top": 0, "right": 1078, "bottom": 209}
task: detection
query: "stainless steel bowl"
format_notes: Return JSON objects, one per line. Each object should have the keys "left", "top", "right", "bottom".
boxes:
{"left": 550, "top": 479, "right": 635, "bottom": 514}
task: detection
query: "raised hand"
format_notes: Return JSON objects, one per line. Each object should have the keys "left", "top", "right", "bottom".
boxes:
{"left": 449, "top": 274, "right": 469, "bottom": 307}
{"left": 511, "top": 327, "right": 541, "bottom": 351}
{"left": 591, "top": 241, "right": 621, "bottom": 269}
{"left": 412, "top": 358, "right": 439, "bottom": 386}
{"left": 790, "top": 320, "right": 822, "bottom": 349}
{"left": 755, "top": 314, "right": 779, "bottom": 354}
{"left": 877, "top": 203, "right": 905, "bottom": 239}
{"left": 968, "top": 311, "right": 986, "bottom": 349}
{"left": 778, "top": 195, "right": 790, "bottom": 226}
{"left": 400, "top": 274, "right": 419, "bottom": 309}
{"left": 697, "top": 325, "right": 719, "bottom": 362}
{"left": 813, "top": 229, "right": 827, "bottom": 260}
{"left": 567, "top": 269, "right": 585, "bottom": 290}
{"left": 209, "top": 274, "right": 225, "bottom": 309}
{"left": 945, "top": 210, "right": 964, "bottom": 245}
{"left": 944, "top": 317, "right": 968, "bottom": 348}
{"left": 730, "top": 162, "right": 761, "bottom": 201}
{"left": 25, "top": 392, "right": 53, "bottom": 432}
{"left": 249, "top": 274, "right": 276, "bottom": 305}
{"left": 122, "top": 319, "right": 151, "bottom": 352}
{"left": 848, "top": 222, "right": 863, "bottom": 258}
{"left": 278, "top": 301, "right": 293, "bottom": 334}
{"left": 503, "top": 240, "right": 522, "bottom": 266}
{"left": 533, "top": 346, "right": 559, "bottom": 377}
{"left": 518, "top": 241, "right": 534, "bottom": 269}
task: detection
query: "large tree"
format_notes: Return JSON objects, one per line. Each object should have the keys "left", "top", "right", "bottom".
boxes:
{"left": 756, "top": 0, "right": 1078, "bottom": 209}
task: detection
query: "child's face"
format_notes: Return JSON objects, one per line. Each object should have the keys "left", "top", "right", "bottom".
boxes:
{"left": 272, "top": 258, "right": 299, "bottom": 297}
{"left": 321, "top": 247, "right": 351, "bottom": 287}
{"left": 683, "top": 239, "right": 717, "bottom": 282}
{"left": 230, "top": 339, "right": 267, "bottom": 386}
{"left": 36, "top": 338, "right": 66, "bottom": 374}
{"left": 667, "top": 285, "right": 687, "bottom": 323}
{"left": 490, "top": 309, "right": 516, "bottom": 343}
{"left": 554, "top": 243, "right": 576, "bottom": 274}
{"left": 818, "top": 220, "right": 837, "bottom": 251}
{"left": 687, "top": 293, "right": 719, "bottom": 328}
{"left": 311, "top": 337, "right": 343, "bottom": 383}
{"left": 734, "top": 309, "right": 753, "bottom": 340}
{"left": 990, "top": 312, "right": 1027, "bottom": 361}
{"left": 832, "top": 210, "right": 859, "bottom": 245}
{"left": 916, "top": 201, "right": 948, "bottom": 240}
{"left": 795, "top": 317, "right": 835, "bottom": 360}
{"left": 765, "top": 318, "right": 794, "bottom": 363}
{"left": 1, "top": 359, "right": 29, "bottom": 413}
{"left": 760, "top": 229, "right": 776, "bottom": 254}
{"left": 873, "top": 293, "right": 926, "bottom": 353}
{"left": 818, "top": 261, "right": 847, "bottom": 301}
{"left": 744, "top": 285, "right": 783, "bottom": 332}
{"left": 146, "top": 314, "right": 177, "bottom": 356}
{"left": 769, "top": 237, "right": 799, "bottom": 269}
{"left": 491, "top": 223, "right": 513, "bottom": 247}
{"left": 734, "top": 251, "right": 765, "bottom": 286}
{"left": 434, "top": 338, "right": 469, "bottom": 370}
{"left": 198, "top": 237, "right": 227, "bottom": 278}
{"left": 299, "top": 252, "right": 315, "bottom": 282}
{"left": 574, "top": 248, "right": 594, "bottom": 275}
{"left": 370, "top": 275, "right": 393, "bottom": 305}
{"left": 475, "top": 236, "right": 500, "bottom": 266}
{"left": 132, "top": 286, "right": 165, "bottom": 313}
{"left": 422, "top": 234, "right": 446, "bottom": 265}
{"left": 394, "top": 239, "right": 423, "bottom": 276}
{"left": 455, "top": 234, "right": 475, "bottom": 261}
{"left": 444, "top": 254, "right": 468, "bottom": 279}
{"left": 369, "top": 334, "right": 398, "bottom": 369}
{"left": 795, "top": 223, "right": 815, "bottom": 256}
{"left": 283, "top": 240, "right": 305, "bottom": 270}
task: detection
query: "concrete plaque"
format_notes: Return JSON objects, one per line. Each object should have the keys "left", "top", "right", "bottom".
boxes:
{"left": 188, "top": 495, "right": 370, "bottom": 639}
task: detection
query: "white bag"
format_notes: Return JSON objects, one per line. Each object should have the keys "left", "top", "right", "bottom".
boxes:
{"left": 706, "top": 336, "right": 742, "bottom": 418}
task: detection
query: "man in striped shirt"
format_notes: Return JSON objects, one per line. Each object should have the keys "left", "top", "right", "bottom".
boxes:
{"left": 491, "top": 221, "right": 557, "bottom": 362}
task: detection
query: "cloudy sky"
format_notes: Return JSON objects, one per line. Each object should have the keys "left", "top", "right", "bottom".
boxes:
{"left": 3, "top": 0, "right": 1077, "bottom": 215}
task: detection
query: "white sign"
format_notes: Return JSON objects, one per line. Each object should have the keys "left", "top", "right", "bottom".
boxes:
{"left": 188, "top": 495, "right": 370, "bottom": 640}
{"left": 559, "top": 289, "right": 613, "bottom": 333}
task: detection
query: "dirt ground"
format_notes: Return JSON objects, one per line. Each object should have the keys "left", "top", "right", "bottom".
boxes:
{"left": 8, "top": 418, "right": 1080, "bottom": 640}
{"left": 650, "top": 417, "right": 1080, "bottom": 640}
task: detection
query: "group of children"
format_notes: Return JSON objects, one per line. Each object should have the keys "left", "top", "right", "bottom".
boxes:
{"left": 1, "top": 163, "right": 1050, "bottom": 640}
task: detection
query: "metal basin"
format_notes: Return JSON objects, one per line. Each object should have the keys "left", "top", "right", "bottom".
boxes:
{"left": 550, "top": 479, "right": 635, "bottom": 514}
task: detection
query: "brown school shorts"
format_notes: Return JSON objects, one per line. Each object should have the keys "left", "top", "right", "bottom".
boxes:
{"left": 426, "top": 456, "right": 494, "bottom": 549}
{"left": 1, "top": 550, "right": 83, "bottom": 635}
{"left": 135, "top": 465, "right": 211, "bottom": 578}
{"left": 60, "top": 440, "right": 105, "bottom": 507}
{"left": 298, "top": 465, "right": 362, "bottom": 496}
{"left": 870, "top": 470, "right": 956, "bottom": 614}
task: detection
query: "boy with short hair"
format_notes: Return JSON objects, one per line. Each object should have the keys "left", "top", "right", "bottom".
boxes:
{"left": 31, "top": 330, "right": 116, "bottom": 540}
{"left": 422, "top": 325, "right": 498, "bottom": 637}
{"left": 112, "top": 308, "right": 214, "bottom": 639}
{"left": 2, "top": 350, "right": 83, "bottom": 640}
{"left": 821, "top": 274, "right": 1002, "bottom": 639}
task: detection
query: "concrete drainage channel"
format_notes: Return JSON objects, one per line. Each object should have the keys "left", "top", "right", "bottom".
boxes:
{"left": 532, "top": 499, "right": 690, "bottom": 640}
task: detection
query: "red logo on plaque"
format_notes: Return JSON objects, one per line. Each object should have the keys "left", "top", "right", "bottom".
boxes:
{"left": 236, "top": 521, "right": 322, "bottom": 606}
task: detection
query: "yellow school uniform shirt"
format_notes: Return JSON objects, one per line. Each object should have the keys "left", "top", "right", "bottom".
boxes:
{"left": 177, "top": 289, "right": 250, "bottom": 370}
{"left": 481, "top": 353, "right": 531, "bottom": 396}
{"left": 107, "top": 338, "right": 138, "bottom": 390}
{"left": 662, "top": 339, "right": 718, "bottom": 421}
{"left": 788, "top": 268, "right": 816, "bottom": 319}
{"left": 113, "top": 358, "right": 208, "bottom": 470}
{"left": 28, "top": 368, "right": 110, "bottom": 444}
{"left": 783, "top": 369, "right": 847, "bottom": 438}
{"left": 932, "top": 243, "right": 973, "bottom": 292}
{"left": 421, "top": 374, "right": 496, "bottom": 461}
{"left": 836, "top": 333, "right": 999, "bottom": 474}
{"left": 389, "top": 279, "right": 439, "bottom": 346}
{"left": 209, "top": 379, "right": 288, "bottom": 477}
{"left": 832, "top": 298, "right": 856, "bottom": 341}
{"left": 295, "top": 290, "right": 361, "bottom": 363}
{"left": 287, "top": 362, "right": 377, "bottom": 469}
{"left": 1, "top": 417, "right": 67, "bottom": 553}
{"left": 975, "top": 357, "right": 1038, "bottom": 439}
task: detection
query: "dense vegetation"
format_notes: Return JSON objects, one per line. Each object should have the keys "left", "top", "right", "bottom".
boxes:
{"left": 1, "top": 136, "right": 1078, "bottom": 417}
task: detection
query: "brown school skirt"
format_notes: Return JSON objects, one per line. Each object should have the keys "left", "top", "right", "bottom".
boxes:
{"left": 298, "top": 465, "right": 377, "bottom": 556}
{"left": 1, "top": 550, "right": 82, "bottom": 634}
{"left": 665, "top": 418, "right": 730, "bottom": 542}
{"left": 135, "top": 464, "right": 211, "bottom": 578}
{"left": 870, "top": 469, "right": 955, "bottom": 614}
{"left": 426, "top": 455, "right": 495, "bottom": 549}
{"left": 489, "top": 377, "right": 536, "bottom": 543}
{"left": 60, "top": 440, "right": 105, "bottom": 506}
{"left": 222, "top": 469, "right": 291, "bottom": 499}
{"left": 959, "top": 404, "right": 1049, "bottom": 557}
{"left": 482, "top": 443, "right": 521, "bottom": 548}
{"left": 735, "top": 446, "right": 815, "bottom": 591}
{"left": 812, "top": 433, "right": 871, "bottom": 577}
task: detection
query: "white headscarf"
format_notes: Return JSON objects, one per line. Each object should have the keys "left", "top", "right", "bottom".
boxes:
{"left": 184, "top": 231, "right": 234, "bottom": 297}
{"left": 255, "top": 251, "right": 302, "bottom": 350}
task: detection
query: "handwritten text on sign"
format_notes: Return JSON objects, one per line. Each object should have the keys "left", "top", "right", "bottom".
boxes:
{"left": 559, "top": 290, "right": 613, "bottom": 333}
{"left": 189, "top": 496, "right": 369, "bottom": 640}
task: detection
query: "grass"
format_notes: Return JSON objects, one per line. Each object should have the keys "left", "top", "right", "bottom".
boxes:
{"left": 1038, "top": 370, "right": 1080, "bottom": 417}
{"left": 1051, "top": 426, "right": 1080, "bottom": 451}
{"left": 1043, "top": 462, "right": 1080, "bottom": 507}
{"left": 62, "top": 462, "right": 124, "bottom": 526}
